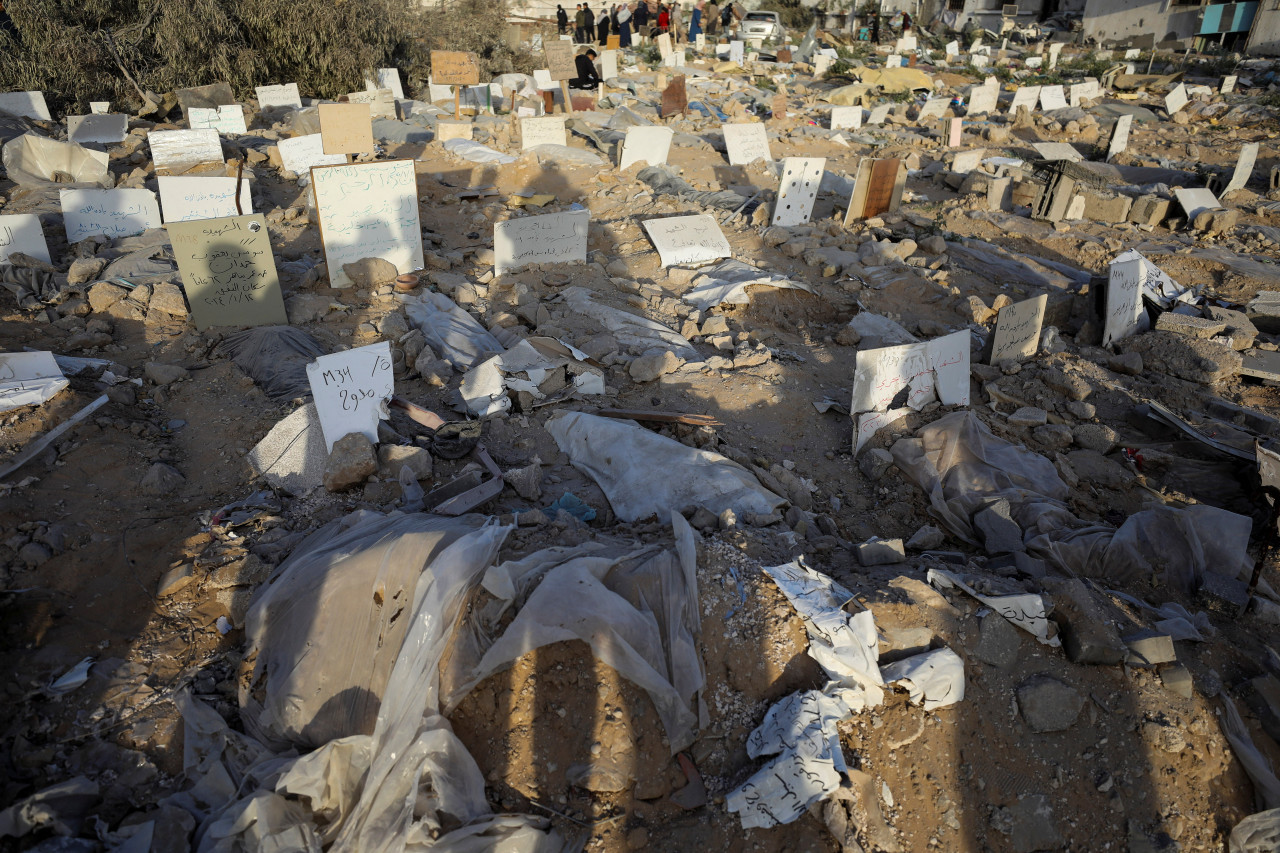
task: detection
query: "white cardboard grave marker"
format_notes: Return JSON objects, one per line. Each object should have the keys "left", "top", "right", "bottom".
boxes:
{"left": 1047, "top": 42, "right": 1063, "bottom": 70}
{"left": 814, "top": 55, "right": 833, "bottom": 76}
{"left": 1039, "top": 85, "right": 1067, "bottom": 111}
{"left": 307, "top": 341, "right": 394, "bottom": 452}
{"left": 945, "top": 41, "right": 959, "bottom": 56}
{"left": 1175, "top": 187, "right": 1219, "bottom": 222}
{"left": 256, "top": 84, "right": 302, "bottom": 109}
{"left": 657, "top": 33, "right": 674, "bottom": 63}
{"left": 772, "top": 157, "right": 824, "bottom": 227}
{"left": 1032, "top": 142, "right": 1082, "bottom": 162}
{"left": 729, "top": 41, "right": 744, "bottom": 63}
{"left": 60, "top": 188, "right": 161, "bottom": 243}
{"left": 1125, "top": 48, "right": 1141, "bottom": 59}
{"left": 1165, "top": 83, "right": 1188, "bottom": 115}
{"left": 158, "top": 176, "right": 254, "bottom": 223}
{"left": 851, "top": 330, "right": 970, "bottom": 453}
{"left": 951, "top": 148, "right": 986, "bottom": 174}
{"left": 989, "top": 294, "right": 1047, "bottom": 363}
{"left": 602, "top": 49, "right": 619, "bottom": 80}
{"left": 311, "top": 160, "right": 423, "bottom": 288}
{"left": 1104, "top": 252, "right": 1145, "bottom": 346}
{"left": 520, "top": 115, "right": 567, "bottom": 150}
{"left": 277, "top": 134, "right": 347, "bottom": 174}
{"left": 434, "top": 119, "right": 473, "bottom": 143}
{"left": 618, "top": 125, "right": 674, "bottom": 169}
{"left": 376, "top": 68, "right": 406, "bottom": 99}
{"left": 643, "top": 214, "right": 732, "bottom": 267}
{"left": 0, "top": 351, "right": 69, "bottom": 413}
{"left": 867, "top": 104, "right": 891, "bottom": 125}
{"left": 1107, "top": 114, "right": 1133, "bottom": 162}
{"left": 887, "top": 54, "right": 902, "bottom": 67}
{"left": 67, "top": 114, "right": 128, "bottom": 145}
{"left": 168, "top": 214, "right": 287, "bottom": 329}
{"left": 917, "top": 97, "right": 949, "bottom": 120}
{"left": 967, "top": 82, "right": 999, "bottom": 114}
{"left": 830, "top": 106, "right": 862, "bottom": 130}
{"left": 1008, "top": 85, "right": 1040, "bottom": 115}
{"left": 149, "top": 129, "right": 223, "bottom": 171}
{"left": 1222, "top": 75, "right": 1237, "bottom": 94}
{"left": 1225, "top": 142, "right": 1258, "bottom": 194}
{"left": 494, "top": 209, "right": 589, "bottom": 276}
{"left": 188, "top": 105, "right": 247, "bottom": 134}
{"left": 89, "top": 102, "right": 110, "bottom": 115}
{"left": 0, "top": 91, "right": 51, "bottom": 121}
{"left": 0, "top": 214, "right": 49, "bottom": 266}
{"left": 723, "top": 122, "right": 772, "bottom": 165}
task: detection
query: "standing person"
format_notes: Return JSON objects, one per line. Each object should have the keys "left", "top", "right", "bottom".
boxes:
{"left": 688, "top": 0, "right": 703, "bottom": 42}
{"left": 617, "top": 2, "right": 633, "bottom": 47}
{"left": 657, "top": 2, "right": 669, "bottom": 35}
{"left": 576, "top": 4, "right": 590, "bottom": 42}
{"left": 870, "top": 10, "right": 879, "bottom": 43}
{"left": 557, "top": 4, "right": 569, "bottom": 34}
{"left": 902, "top": 11, "right": 912, "bottom": 32}
{"left": 720, "top": 1, "right": 732, "bottom": 33}
{"left": 670, "top": 1, "right": 682, "bottom": 42}
{"left": 597, "top": 5, "right": 610, "bottom": 43}
{"left": 704, "top": 0, "right": 719, "bottom": 37}
{"left": 633, "top": 0, "right": 649, "bottom": 41}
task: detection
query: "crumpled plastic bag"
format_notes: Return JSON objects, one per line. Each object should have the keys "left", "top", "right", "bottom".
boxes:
{"left": 443, "top": 512, "right": 706, "bottom": 753}
{"left": 401, "top": 290, "right": 505, "bottom": 370}
{"left": 1232, "top": 808, "right": 1280, "bottom": 853}
{"left": 546, "top": 410, "right": 784, "bottom": 522}
{"left": 2, "top": 133, "right": 111, "bottom": 186}
{"left": 215, "top": 325, "right": 327, "bottom": 399}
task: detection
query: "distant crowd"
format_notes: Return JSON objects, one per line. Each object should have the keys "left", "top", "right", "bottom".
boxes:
{"left": 555, "top": 0, "right": 735, "bottom": 47}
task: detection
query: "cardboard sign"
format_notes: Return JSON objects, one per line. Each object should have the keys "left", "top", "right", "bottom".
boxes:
{"left": 319, "top": 103, "right": 374, "bottom": 155}
{"left": 723, "top": 122, "right": 772, "bottom": 165}
{"left": 830, "top": 106, "right": 861, "bottom": 131}
{"left": 375, "top": 67, "right": 406, "bottom": 99}
{"left": 657, "top": 33, "right": 674, "bottom": 63}
{"left": 520, "top": 116, "right": 567, "bottom": 150}
{"left": 60, "top": 188, "right": 161, "bottom": 243}
{"left": 1175, "top": 187, "right": 1219, "bottom": 222}
{"left": 494, "top": 209, "right": 589, "bottom": 276}
{"left": 661, "top": 76, "right": 688, "bottom": 118}
{"left": 851, "top": 331, "right": 969, "bottom": 452}
{"left": 167, "top": 214, "right": 287, "bottom": 329}
{"left": 729, "top": 40, "right": 744, "bottom": 63}
{"left": 307, "top": 341, "right": 394, "bottom": 452}
{"left": 256, "top": 84, "right": 302, "bottom": 109}
{"left": 814, "top": 55, "right": 833, "bottom": 76}
{"left": 867, "top": 104, "right": 891, "bottom": 125}
{"left": 989, "top": 294, "right": 1047, "bottom": 363}
{"left": 150, "top": 129, "right": 223, "bottom": 171}
{"left": 1165, "top": 83, "right": 1188, "bottom": 114}
{"left": 1225, "top": 142, "right": 1259, "bottom": 194}
{"left": 771, "top": 94, "right": 786, "bottom": 119}
{"left": 0, "top": 91, "right": 51, "bottom": 121}
{"left": 277, "top": 134, "right": 346, "bottom": 173}
{"left": 643, "top": 214, "right": 731, "bottom": 267}
{"left": 967, "top": 82, "right": 999, "bottom": 114}
{"left": 1222, "top": 75, "right": 1237, "bottom": 94}
{"left": 1008, "top": 85, "right": 1040, "bottom": 115}
{"left": 312, "top": 160, "right": 423, "bottom": 288}
{"left": 845, "top": 158, "right": 905, "bottom": 224}
{"left": 602, "top": 49, "right": 619, "bottom": 80}
{"left": 1039, "top": 85, "right": 1067, "bottom": 111}
{"left": 917, "top": 97, "right": 949, "bottom": 120}
{"left": 772, "top": 157, "right": 824, "bottom": 227}
{"left": 67, "top": 114, "right": 128, "bottom": 145}
{"left": 886, "top": 54, "right": 902, "bottom": 67}
{"left": 189, "top": 105, "right": 247, "bottom": 134}
{"left": 158, "top": 176, "right": 254, "bottom": 223}
{"left": 945, "top": 41, "right": 959, "bottom": 56}
{"left": 608, "top": 34, "right": 621, "bottom": 50}
{"left": 1125, "top": 48, "right": 1141, "bottom": 59}
{"left": 545, "top": 42, "right": 577, "bottom": 81}
{"left": 1107, "top": 114, "right": 1132, "bottom": 162}
{"left": 343, "top": 89, "right": 395, "bottom": 119}
{"left": 89, "top": 101, "right": 110, "bottom": 115}
{"left": 434, "top": 119, "right": 473, "bottom": 143}
{"left": 1033, "top": 142, "right": 1082, "bottom": 162}
{"left": 0, "top": 351, "right": 69, "bottom": 413}
{"left": 619, "top": 126, "right": 674, "bottom": 169}
{"left": 431, "top": 51, "right": 481, "bottom": 86}
{"left": 947, "top": 118, "right": 963, "bottom": 147}
{"left": 0, "top": 214, "right": 50, "bottom": 266}
{"left": 1104, "top": 252, "right": 1145, "bottom": 346}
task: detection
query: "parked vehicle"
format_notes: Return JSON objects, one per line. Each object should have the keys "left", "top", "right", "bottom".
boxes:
{"left": 740, "top": 10, "right": 784, "bottom": 41}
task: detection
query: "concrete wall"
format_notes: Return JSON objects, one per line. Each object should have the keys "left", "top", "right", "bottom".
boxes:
{"left": 1247, "top": 5, "right": 1280, "bottom": 54}
{"left": 1081, "top": 0, "right": 1199, "bottom": 43}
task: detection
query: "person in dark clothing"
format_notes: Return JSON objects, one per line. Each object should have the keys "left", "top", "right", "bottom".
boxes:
{"left": 597, "top": 5, "right": 610, "bottom": 44}
{"left": 569, "top": 48, "right": 601, "bottom": 89}
{"left": 576, "top": 4, "right": 591, "bottom": 42}
{"left": 557, "top": 5, "right": 569, "bottom": 34}
{"left": 633, "top": 0, "right": 649, "bottom": 37}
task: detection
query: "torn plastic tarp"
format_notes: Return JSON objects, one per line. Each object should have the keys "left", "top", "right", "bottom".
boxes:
{"left": 459, "top": 336, "right": 605, "bottom": 417}
{"left": 681, "top": 259, "right": 811, "bottom": 311}
{"left": 443, "top": 513, "right": 706, "bottom": 754}
{"left": 442, "top": 138, "right": 517, "bottom": 164}
{"left": 215, "top": 325, "right": 326, "bottom": 399}
{"left": 892, "top": 411, "right": 1258, "bottom": 593}
{"left": 522, "top": 144, "right": 606, "bottom": 167}
{"left": 546, "top": 410, "right": 785, "bottom": 522}
{"left": 402, "top": 290, "right": 505, "bottom": 371}
{"left": 560, "top": 285, "right": 699, "bottom": 361}
{"left": 879, "top": 647, "right": 965, "bottom": 710}
{"left": 0, "top": 351, "right": 69, "bottom": 412}
{"left": 0, "top": 263, "right": 65, "bottom": 309}
{"left": 1232, "top": 808, "right": 1280, "bottom": 853}
{"left": 636, "top": 165, "right": 756, "bottom": 212}
{"left": 0, "top": 776, "right": 100, "bottom": 839}
{"left": 2, "top": 133, "right": 111, "bottom": 186}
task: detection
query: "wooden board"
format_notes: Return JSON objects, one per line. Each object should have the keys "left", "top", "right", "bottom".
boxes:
{"left": 431, "top": 51, "right": 481, "bottom": 86}
{"left": 319, "top": 103, "right": 374, "bottom": 155}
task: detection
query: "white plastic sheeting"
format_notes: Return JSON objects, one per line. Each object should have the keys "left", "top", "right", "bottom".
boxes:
{"left": 546, "top": 410, "right": 785, "bottom": 522}
{"left": 680, "top": 259, "right": 812, "bottom": 311}
{"left": 1, "top": 133, "right": 111, "bottom": 186}
{"left": 401, "top": 290, "right": 505, "bottom": 371}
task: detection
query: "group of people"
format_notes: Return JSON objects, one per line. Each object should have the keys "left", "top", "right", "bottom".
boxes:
{"left": 556, "top": 1, "right": 734, "bottom": 45}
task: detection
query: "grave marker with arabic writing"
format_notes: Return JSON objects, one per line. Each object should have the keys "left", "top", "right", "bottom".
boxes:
{"left": 168, "top": 214, "right": 287, "bottom": 329}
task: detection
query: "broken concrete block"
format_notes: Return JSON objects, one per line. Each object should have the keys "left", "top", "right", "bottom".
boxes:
{"left": 1127, "top": 194, "right": 1171, "bottom": 228}
{"left": 144, "top": 362, "right": 189, "bottom": 385}
{"left": 157, "top": 564, "right": 194, "bottom": 597}
{"left": 378, "top": 444, "right": 433, "bottom": 481}
{"left": 1155, "top": 312, "right": 1227, "bottom": 340}
{"left": 1017, "top": 674, "right": 1083, "bottom": 732}
{"left": 856, "top": 537, "right": 906, "bottom": 566}
{"left": 1206, "top": 306, "right": 1257, "bottom": 350}
{"left": 1192, "top": 207, "right": 1238, "bottom": 235}
{"left": 1044, "top": 578, "right": 1126, "bottom": 665}
{"left": 148, "top": 282, "right": 189, "bottom": 318}
{"left": 1041, "top": 368, "right": 1091, "bottom": 401}
{"left": 323, "top": 433, "right": 378, "bottom": 492}
{"left": 1072, "top": 423, "right": 1119, "bottom": 454}
{"left": 973, "top": 610, "right": 1020, "bottom": 668}
{"left": 1123, "top": 630, "right": 1176, "bottom": 666}
{"left": 1121, "top": 332, "right": 1241, "bottom": 385}
{"left": 973, "top": 499, "right": 1023, "bottom": 554}
{"left": 1196, "top": 571, "right": 1249, "bottom": 615}
{"left": 629, "top": 349, "right": 684, "bottom": 382}
{"left": 1238, "top": 349, "right": 1280, "bottom": 382}
{"left": 68, "top": 257, "right": 108, "bottom": 286}
{"left": 1080, "top": 189, "right": 1132, "bottom": 224}
{"left": 88, "top": 282, "right": 129, "bottom": 313}
{"left": 858, "top": 448, "right": 894, "bottom": 480}
{"left": 341, "top": 257, "right": 399, "bottom": 289}
{"left": 1247, "top": 291, "right": 1280, "bottom": 334}
{"left": 1007, "top": 406, "right": 1047, "bottom": 427}
{"left": 1107, "top": 352, "right": 1143, "bottom": 375}
{"left": 906, "top": 525, "right": 946, "bottom": 550}
{"left": 1032, "top": 423, "right": 1073, "bottom": 450}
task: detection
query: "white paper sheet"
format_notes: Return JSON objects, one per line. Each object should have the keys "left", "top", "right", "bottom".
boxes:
{"left": 305, "top": 341, "right": 394, "bottom": 452}
{"left": 60, "top": 188, "right": 162, "bottom": 243}
{"left": 256, "top": 84, "right": 303, "bottom": 109}
{"left": 851, "top": 330, "right": 970, "bottom": 452}
{"left": 1038, "top": 85, "right": 1067, "bottom": 111}
{"left": 0, "top": 214, "right": 50, "bottom": 265}
{"left": 643, "top": 214, "right": 731, "bottom": 267}
{"left": 618, "top": 126, "right": 674, "bottom": 169}
{"left": 0, "top": 351, "right": 69, "bottom": 412}
{"left": 829, "top": 106, "right": 861, "bottom": 131}
{"left": 1165, "top": 83, "right": 1188, "bottom": 114}
{"left": 1225, "top": 142, "right": 1259, "bottom": 194}
{"left": 277, "top": 134, "right": 347, "bottom": 174}
{"left": 158, "top": 176, "right": 254, "bottom": 223}
{"left": 927, "top": 568, "right": 1060, "bottom": 646}
{"left": 0, "top": 90, "right": 51, "bottom": 121}
{"left": 1107, "top": 113, "right": 1132, "bottom": 161}
{"left": 312, "top": 160, "right": 424, "bottom": 288}
{"left": 519, "top": 116, "right": 567, "bottom": 150}
{"left": 1008, "top": 85, "right": 1040, "bottom": 115}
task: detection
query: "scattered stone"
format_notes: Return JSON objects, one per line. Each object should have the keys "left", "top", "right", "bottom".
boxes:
{"left": 1032, "top": 423, "right": 1073, "bottom": 450}
{"left": 1123, "top": 630, "right": 1177, "bottom": 666}
{"left": 858, "top": 448, "right": 894, "bottom": 481}
{"left": 87, "top": 282, "right": 129, "bottom": 313}
{"left": 504, "top": 458, "right": 542, "bottom": 501}
{"left": 1155, "top": 312, "right": 1227, "bottom": 340}
{"left": 17, "top": 541, "right": 52, "bottom": 568}
{"left": 157, "top": 564, "right": 194, "bottom": 597}
{"left": 144, "top": 362, "right": 189, "bottom": 386}
{"left": 140, "top": 462, "right": 185, "bottom": 496}
{"left": 856, "top": 537, "right": 906, "bottom": 566}
{"left": 341, "top": 257, "right": 399, "bottom": 288}
{"left": 1007, "top": 406, "right": 1047, "bottom": 427}
{"left": 1072, "top": 423, "right": 1119, "bottom": 454}
{"left": 991, "top": 794, "right": 1064, "bottom": 853}
{"left": 377, "top": 311, "right": 409, "bottom": 340}
{"left": 718, "top": 507, "right": 738, "bottom": 529}
{"left": 700, "top": 315, "right": 730, "bottom": 336}
{"left": 629, "top": 350, "right": 684, "bottom": 382}
{"left": 906, "top": 525, "right": 945, "bottom": 550}
{"left": 919, "top": 235, "right": 947, "bottom": 255}
{"left": 1066, "top": 401, "right": 1096, "bottom": 420}
{"left": 323, "top": 433, "right": 378, "bottom": 492}
{"left": 1108, "top": 352, "right": 1143, "bottom": 375}
{"left": 67, "top": 257, "right": 108, "bottom": 286}
{"left": 689, "top": 506, "right": 719, "bottom": 531}
{"left": 1196, "top": 571, "right": 1250, "bottom": 614}
{"left": 732, "top": 342, "right": 771, "bottom": 368}
{"left": 378, "top": 444, "right": 433, "bottom": 481}
{"left": 1042, "top": 368, "right": 1091, "bottom": 401}
{"left": 1017, "top": 674, "right": 1083, "bottom": 732}
{"left": 1043, "top": 578, "right": 1126, "bottom": 665}
{"left": 414, "top": 350, "right": 453, "bottom": 386}
{"left": 973, "top": 499, "right": 1023, "bottom": 554}
{"left": 973, "top": 611, "right": 1020, "bottom": 668}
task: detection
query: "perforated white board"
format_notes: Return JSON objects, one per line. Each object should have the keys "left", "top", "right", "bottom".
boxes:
{"left": 772, "top": 157, "right": 824, "bottom": 227}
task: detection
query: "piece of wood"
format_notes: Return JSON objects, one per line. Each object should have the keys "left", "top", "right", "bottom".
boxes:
{"left": 661, "top": 76, "right": 688, "bottom": 118}
{"left": 845, "top": 157, "right": 904, "bottom": 224}
{"left": 318, "top": 103, "right": 374, "bottom": 155}
{"left": 560, "top": 81, "right": 574, "bottom": 114}
{"left": 431, "top": 51, "right": 481, "bottom": 86}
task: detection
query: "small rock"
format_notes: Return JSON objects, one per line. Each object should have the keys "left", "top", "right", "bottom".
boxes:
{"left": 1161, "top": 664, "right": 1194, "bottom": 699}
{"left": 516, "top": 509, "right": 549, "bottom": 526}
{"left": 629, "top": 349, "right": 684, "bottom": 382}
{"left": 144, "top": 362, "right": 189, "bottom": 386}
{"left": 341, "top": 257, "right": 399, "bottom": 289}
{"left": 992, "top": 794, "right": 1064, "bottom": 853}
{"left": 700, "top": 315, "right": 730, "bottom": 336}
{"left": 906, "top": 524, "right": 945, "bottom": 550}
{"left": 377, "top": 311, "right": 409, "bottom": 340}
{"left": 1108, "top": 352, "right": 1143, "bottom": 375}
{"left": 1072, "top": 423, "right": 1119, "bottom": 454}
{"left": 1032, "top": 423, "right": 1073, "bottom": 450}
{"left": 856, "top": 537, "right": 906, "bottom": 566}
{"left": 323, "top": 433, "right": 378, "bottom": 492}
{"left": 504, "top": 457, "right": 543, "bottom": 501}
{"left": 689, "top": 506, "right": 719, "bottom": 530}
{"left": 148, "top": 282, "right": 189, "bottom": 317}
{"left": 1016, "top": 674, "right": 1083, "bottom": 732}
{"left": 87, "top": 282, "right": 129, "bottom": 313}
{"left": 973, "top": 611, "right": 1020, "bottom": 668}
{"left": 157, "top": 564, "right": 194, "bottom": 597}
{"left": 626, "top": 828, "right": 650, "bottom": 850}
{"left": 140, "top": 462, "right": 185, "bottom": 495}
{"left": 1007, "top": 406, "right": 1047, "bottom": 427}
{"left": 1066, "top": 401, "right": 1096, "bottom": 420}
{"left": 1064, "top": 449, "right": 1131, "bottom": 488}
{"left": 919, "top": 235, "right": 947, "bottom": 255}
{"left": 64, "top": 330, "right": 113, "bottom": 350}
{"left": 1124, "top": 630, "right": 1176, "bottom": 666}
{"left": 858, "top": 448, "right": 894, "bottom": 480}
{"left": 67, "top": 257, "right": 108, "bottom": 286}
{"left": 414, "top": 350, "right": 453, "bottom": 387}
{"left": 18, "top": 541, "right": 52, "bottom": 568}
{"left": 732, "top": 342, "right": 771, "bottom": 368}
{"left": 1042, "top": 368, "right": 1091, "bottom": 401}
{"left": 378, "top": 444, "right": 433, "bottom": 480}
{"left": 718, "top": 507, "right": 738, "bottom": 530}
